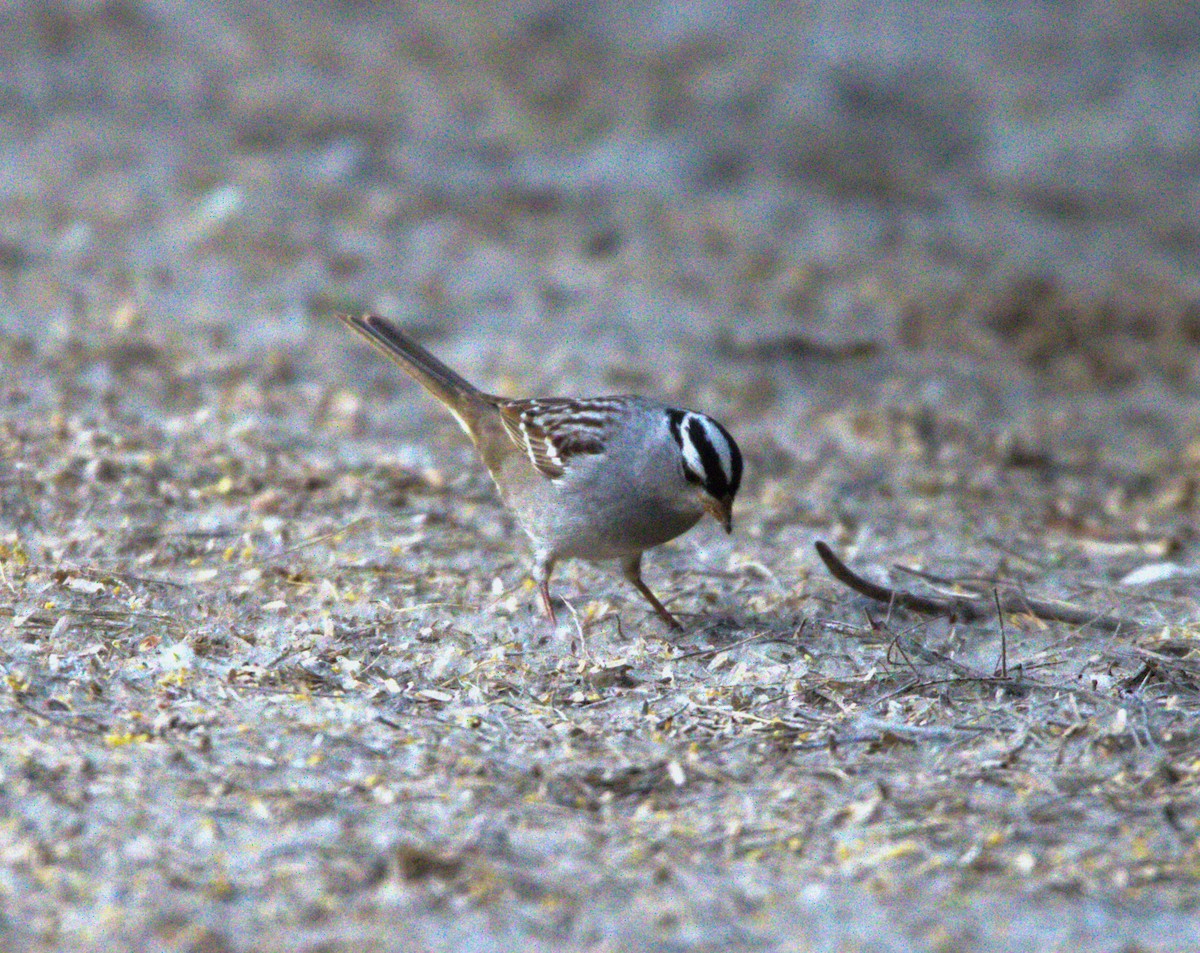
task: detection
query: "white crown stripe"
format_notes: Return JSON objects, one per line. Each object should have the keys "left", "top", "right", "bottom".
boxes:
{"left": 680, "top": 418, "right": 706, "bottom": 476}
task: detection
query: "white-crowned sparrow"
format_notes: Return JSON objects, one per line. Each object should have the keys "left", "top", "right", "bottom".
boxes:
{"left": 340, "top": 313, "right": 742, "bottom": 629}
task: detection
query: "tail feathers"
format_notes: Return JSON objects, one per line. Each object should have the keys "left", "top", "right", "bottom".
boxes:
{"left": 340, "top": 313, "right": 484, "bottom": 433}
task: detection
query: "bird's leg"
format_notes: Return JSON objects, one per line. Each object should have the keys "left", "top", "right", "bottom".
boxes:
{"left": 621, "top": 554, "right": 683, "bottom": 630}
{"left": 539, "top": 580, "right": 557, "bottom": 625}
{"left": 534, "top": 555, "right": 557, "bottom": 626}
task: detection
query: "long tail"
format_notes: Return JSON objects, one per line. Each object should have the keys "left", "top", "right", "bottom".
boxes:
{"left": 340, "top": 313, "right": 487, "bottom": 433}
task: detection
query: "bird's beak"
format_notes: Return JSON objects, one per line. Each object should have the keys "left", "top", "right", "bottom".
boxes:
{"left": 703, "top": 496, "right": 734, "bottom": 534}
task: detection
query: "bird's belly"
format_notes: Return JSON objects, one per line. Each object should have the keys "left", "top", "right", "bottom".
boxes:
{"left": 508, "top": 481, "right": 703, "bottom": 562}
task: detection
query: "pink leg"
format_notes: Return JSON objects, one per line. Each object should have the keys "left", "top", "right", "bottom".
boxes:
{"left": 622, "top": 555, "right": 683, "bottom": 630}
{"left": 539, "top": 579, "right": 557, "bottom": 626}
{"left": 535, "top": 555, "right": 557, "bottom": 626}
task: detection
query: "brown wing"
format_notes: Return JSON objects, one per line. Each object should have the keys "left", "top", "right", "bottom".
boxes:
{"left": 495, "top": 398, "right": 622, "bottom": 480}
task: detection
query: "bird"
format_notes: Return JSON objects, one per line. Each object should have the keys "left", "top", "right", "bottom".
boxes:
{"left": 339, "top": 313, "right": 742, "bottom": 629}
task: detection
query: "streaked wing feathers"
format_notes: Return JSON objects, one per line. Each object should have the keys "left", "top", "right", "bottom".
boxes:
{"left": 496, "top": 398, "right": 623, "bottom": 480}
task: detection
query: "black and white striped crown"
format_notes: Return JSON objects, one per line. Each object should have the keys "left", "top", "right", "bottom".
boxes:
{"left": 667, "top": 409, "right": 743, "bottom": 501}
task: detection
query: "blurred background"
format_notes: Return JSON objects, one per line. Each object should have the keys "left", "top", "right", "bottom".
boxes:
{"left": 4, "top": 8, "right": 1200, "bottom": 947}
{"left": 1, "top": 0, "right": 1198, "bottom": 457}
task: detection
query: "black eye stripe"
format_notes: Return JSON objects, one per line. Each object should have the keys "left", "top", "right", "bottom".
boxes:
{"left": 686, "top": 418, "right": 729, "bottom": 496}
{"left": 668, "top": 409, "right": 743, "bottom": 499}
{"left": 711, "top": 418, "right": 742, "bottom": 496}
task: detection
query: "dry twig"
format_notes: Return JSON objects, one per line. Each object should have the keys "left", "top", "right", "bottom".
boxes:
{"left": 814, "top": 541, "right": 1139, "bottom": 633}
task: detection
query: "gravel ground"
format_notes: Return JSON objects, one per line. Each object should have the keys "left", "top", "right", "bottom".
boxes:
{"left": 2, "top": 3, "right": 1200, "bottom": 951}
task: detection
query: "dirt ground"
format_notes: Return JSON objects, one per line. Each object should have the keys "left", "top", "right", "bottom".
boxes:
{"left": 3, "top": 3, "right": 1200, "bottom": 951}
